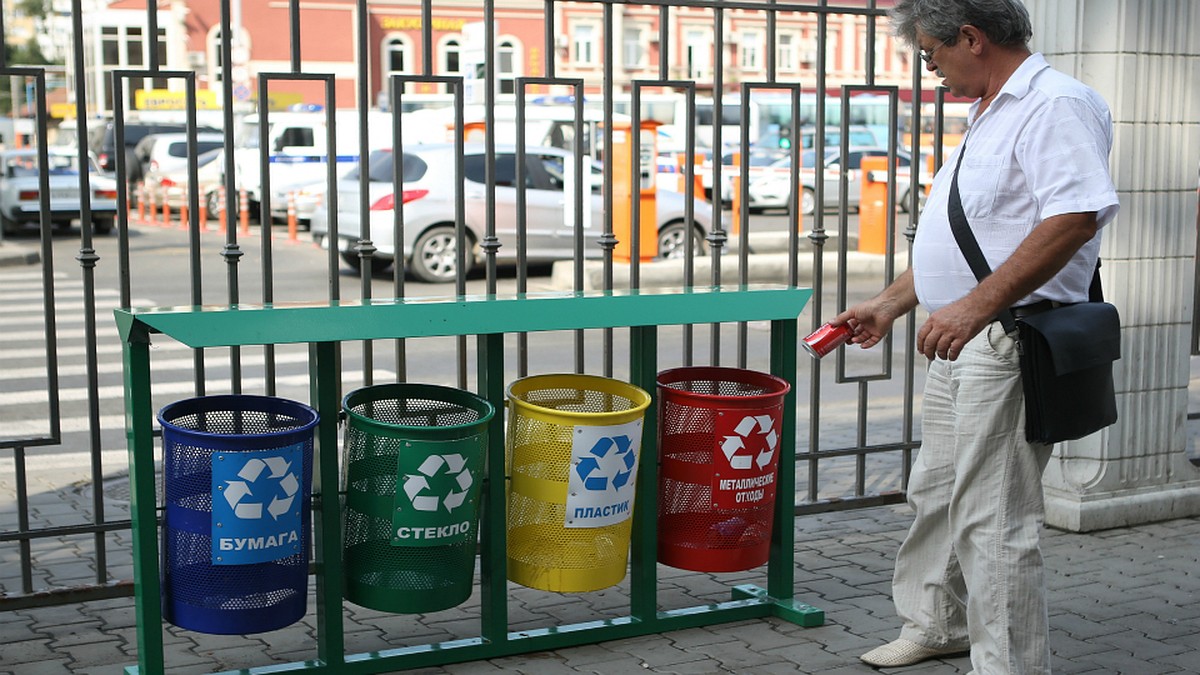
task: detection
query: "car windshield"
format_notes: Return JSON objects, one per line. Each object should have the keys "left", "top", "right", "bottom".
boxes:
{"left": 4, "top": 154, "right": 81, "bottom": 177}
{"left": 346, "top": 149, "right": 428, "bottom": 183}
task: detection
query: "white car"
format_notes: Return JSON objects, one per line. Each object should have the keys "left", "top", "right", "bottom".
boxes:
{"left": 746, "top": 147, "right": 923, "bottom": 215}
{"left": 142, "top": 147, "right": 225, "bottom": 217}
{"left": 310, "top": 143, "right": 724, "bottom": 282}
{"left": 0, "top": 149, "right": 118, "bottom": 235}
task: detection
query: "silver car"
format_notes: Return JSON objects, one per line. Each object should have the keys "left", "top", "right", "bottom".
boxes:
{"left": 0, "top": 149, "right": 119, "bottom": 235}
{"left": 310, "top": 143, "right": 721, "bottom": 282}
{"left": 747, "top": 147, "right": 921, "bottom": 215}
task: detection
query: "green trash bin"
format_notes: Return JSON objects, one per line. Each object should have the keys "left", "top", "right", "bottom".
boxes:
{"left": 342, "top": 383, "right": 494, "bottom": 614}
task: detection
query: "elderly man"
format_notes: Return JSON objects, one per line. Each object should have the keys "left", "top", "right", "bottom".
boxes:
{"left": 834, "top": 0, "right": 1120, "bottom": 672}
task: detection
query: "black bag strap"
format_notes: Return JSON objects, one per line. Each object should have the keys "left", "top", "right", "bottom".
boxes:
{"left": 946, "top": 139, "right": 1103, "bottom": 336}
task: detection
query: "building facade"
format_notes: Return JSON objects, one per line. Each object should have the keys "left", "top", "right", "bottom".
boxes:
{"left": 79, "top": 0, "right": 925, "bottom": 120}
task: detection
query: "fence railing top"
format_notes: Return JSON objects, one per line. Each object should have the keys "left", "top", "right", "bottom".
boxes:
{"left": 115, "top": 285, "right": 813, "bottom": 349}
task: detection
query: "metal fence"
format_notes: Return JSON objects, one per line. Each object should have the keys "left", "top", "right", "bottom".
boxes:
{"left": 0, "top": 0, "right": 942, "bottom": 610}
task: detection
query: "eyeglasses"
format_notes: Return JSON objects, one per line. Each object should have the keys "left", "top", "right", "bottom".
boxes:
{"left": 919, "top": 38, "right": 952, "bottom": 64}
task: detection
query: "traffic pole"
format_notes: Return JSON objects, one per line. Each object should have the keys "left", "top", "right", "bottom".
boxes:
{"left": 239, "top": 188, "right": 250, "bottom": 235}
{"left": 287, "top": 191, "right": 298, "bottom": 243}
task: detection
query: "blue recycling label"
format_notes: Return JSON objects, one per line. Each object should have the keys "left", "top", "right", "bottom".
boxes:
{"left": 210, "top": 445, "right": 304, "bottom": 565}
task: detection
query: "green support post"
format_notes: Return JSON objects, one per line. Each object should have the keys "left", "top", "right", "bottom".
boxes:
{"left": 121, "top": 334, "right": 165, "bottom": 675}
{"left": 312, "top": 342, "right": 346, "bottom": 665}
{"left": 628, "top": 325, "right": 659, "bottom": 622}
{"left": 476, "top": 332, "right": 509, "bottom": 643}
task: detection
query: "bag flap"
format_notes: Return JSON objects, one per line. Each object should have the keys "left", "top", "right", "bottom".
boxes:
{"left": 1021, "top": 302, "right": 1121, "bottom": 375}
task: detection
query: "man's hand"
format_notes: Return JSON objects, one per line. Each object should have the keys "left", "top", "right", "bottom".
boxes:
{"left": 831, "top": 270, "right": 919, "bottom": 351}
{"left": 916, "top": 298, "right": 992, "bottom": 361}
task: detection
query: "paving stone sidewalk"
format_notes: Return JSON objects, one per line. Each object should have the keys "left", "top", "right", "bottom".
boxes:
{"left": 2, "top": 501, "right": 1197, "bottom": 674}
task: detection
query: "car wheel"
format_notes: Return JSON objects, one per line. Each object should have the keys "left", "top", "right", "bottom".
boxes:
{"left": 410, "top": 225, "right": 467, "bottom": 283}
{"left": 657, "top": 222, "right": 706, "bottom": 260}
{"left": 800, "top": 187, "right": 816, "bottom": 216}
{"left": 204, "top": 190, "right": 222, "bottom": 220}
{"left": 93, "top": 217, "right": 115, "bottom": 235}
{"left": 340, "top": 250, "right": 393, "bottom": 275}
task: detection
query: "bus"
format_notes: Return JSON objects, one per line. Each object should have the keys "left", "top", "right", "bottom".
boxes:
{"left": 610, "top": 93, "right": 760, "bottom": 153}
{"left": 751, "top": 92, "right": 907, "bottom": 149}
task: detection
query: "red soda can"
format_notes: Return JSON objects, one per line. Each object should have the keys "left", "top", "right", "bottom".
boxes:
{"left": 802, "top": 322, "right": 852, "bottom": 358}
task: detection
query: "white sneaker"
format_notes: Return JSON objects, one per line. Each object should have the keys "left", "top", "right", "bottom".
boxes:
{"left": 860, "top": 638, "right": 969, "bottom": 667}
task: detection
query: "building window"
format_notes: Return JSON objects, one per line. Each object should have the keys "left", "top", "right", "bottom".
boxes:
{"left": 99, "top": 23, "right": 169, "bottom": 112}
{"left": 573, "top": 24, "right": 597, "bottom": 65}
{"left": 497, "top": 38, "right": 519, "bottom": 95}
{"left": 206, "top": 26, "right": 249, "bottom": 88}
{"left": 740, "top": 30, "right": 762, "bottom": 71}
{"left": 384, "top": 35, "right": 413, "bottom": 78}
{"left": 777, "top": 32, "right": 797, "bottom": 72}
{"left": 685, "top": 29, "right": 711, "bottom": 80}
{"left": 623, "top": 26, "right": 645, "bottom": 69}
{"left": 442, "top": 38, "right": 461, "bottom": 75}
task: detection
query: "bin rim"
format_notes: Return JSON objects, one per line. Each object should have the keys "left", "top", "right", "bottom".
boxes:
{"left": 656, "top": 366, "right": 791, "bottom": 401}
{"left": 506, "top": 373, "right": 651, "bottom": 423}
{"left": 157, "top": 394, "right": 319, "bottom": 438}
{"left": 342, "top": 382, "right": 496, "bottom": 433}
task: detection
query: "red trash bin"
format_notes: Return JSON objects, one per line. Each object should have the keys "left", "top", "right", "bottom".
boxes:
{"left": 656, "top": 366, "right": 791, "bottom": 572}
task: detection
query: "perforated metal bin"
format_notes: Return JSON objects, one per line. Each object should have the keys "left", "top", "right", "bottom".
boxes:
{"left": 341, "top": 383, "right": 494, "bottom": 614}
{"left": 159, "top": 394, "right": 317, "bottom": 635}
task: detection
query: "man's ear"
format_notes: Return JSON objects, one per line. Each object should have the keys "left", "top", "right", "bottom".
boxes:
{"left": 959, "top": 25, "right": 988, "bottom": 54}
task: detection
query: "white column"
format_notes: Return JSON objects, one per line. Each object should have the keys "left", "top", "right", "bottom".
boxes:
{"left": 1025, "top": 0, "right": 1200, "bottom": 531}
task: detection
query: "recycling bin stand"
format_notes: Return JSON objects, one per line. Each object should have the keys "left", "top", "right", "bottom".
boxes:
{"left": 342, "top": 383, "right": 494, "bottom": 614}
{"left": 505, "top": 374, "right": 652, "bottom": 592}
{"left": 159, "top": 394, "right": 318, "bottom": 634}
{"left": 656, "top": 367, "right": 791, "bottom": 572}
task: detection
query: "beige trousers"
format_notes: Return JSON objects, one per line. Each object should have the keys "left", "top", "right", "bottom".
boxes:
{"left": 894, "top": 321, "right": 1054, "bottom": 674}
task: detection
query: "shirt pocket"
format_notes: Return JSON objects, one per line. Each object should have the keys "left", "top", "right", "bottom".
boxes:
{"left": 957, "top": 154, "right": 1003, "bottom": 220}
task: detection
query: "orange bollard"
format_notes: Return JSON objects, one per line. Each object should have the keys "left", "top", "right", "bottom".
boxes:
{"left": 858, "top": 156, "right": 889, "bottom": 254}
{"left": 731, "top": 175, "right": 742, "bottom": 236}
{"left": 218, "top": 186, "right": 227, "bottom": 233}
{"left": 239, "top": 188, "right": 250, "bottom": 235}
{"left": 198, "top": 198, "right": 207, "bottom": 229}
{"left": 287, "top": 191, "right": 298, "bottom": 243}
{"left": 162, "top": 199, "right": 171, "bottom": 228}
{"left": 179, "top": 202, "right": 189, "bottom": 230}
{"left": 136, "top": 183, "right": 146, "bottom": 225}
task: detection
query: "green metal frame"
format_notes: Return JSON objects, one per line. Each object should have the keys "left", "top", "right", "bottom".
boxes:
{"left": 116, "top": 285, "right": 820, "bottom": 674}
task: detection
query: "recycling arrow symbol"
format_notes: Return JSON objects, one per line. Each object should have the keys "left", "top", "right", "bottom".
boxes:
{"left": 223, "top": 456, "right": 300, "bottom": 520}
{"left": 402, "top": 453, "right": 473, "bottom": 512}
{"left": 575, "top": 434, "right": 636, "bottom": 491}
{"left": 720, "top": 414, "right": 777, "bottom": 471}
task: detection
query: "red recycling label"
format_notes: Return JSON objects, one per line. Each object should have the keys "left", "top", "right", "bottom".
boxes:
{"left": 711, "top": 408, "right": 781, "bottom": 509}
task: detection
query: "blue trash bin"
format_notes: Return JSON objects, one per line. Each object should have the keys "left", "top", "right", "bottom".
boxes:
{"left": 159, "top": 394, "right": 318, "bottom": 634}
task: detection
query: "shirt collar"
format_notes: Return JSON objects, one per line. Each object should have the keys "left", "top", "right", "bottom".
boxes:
{"left": 968, "top": 52, "right": 1049, "bottom": 123}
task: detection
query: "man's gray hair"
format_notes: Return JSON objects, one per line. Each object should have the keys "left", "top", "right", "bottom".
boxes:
{"left": 889, "top": 0, "right": 1033, "bottom": 49}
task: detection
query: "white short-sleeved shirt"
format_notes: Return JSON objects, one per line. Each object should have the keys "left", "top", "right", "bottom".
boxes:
{"left": 912, "top": 53, "right": 1120, "bottom": 313}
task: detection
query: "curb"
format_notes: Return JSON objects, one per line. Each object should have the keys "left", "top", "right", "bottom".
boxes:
{"left": 0, "top": 242, "right": 40, "bottom": 267}
{"left": 548, "top": 231, "right": 906, "bottom": 291}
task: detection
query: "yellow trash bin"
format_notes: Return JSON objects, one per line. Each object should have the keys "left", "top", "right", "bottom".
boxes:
{"left": 505, "top": 374, "right": 652, "bottom": 592}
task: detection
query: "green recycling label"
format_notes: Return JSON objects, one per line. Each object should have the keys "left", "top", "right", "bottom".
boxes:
{"left": 390, "top": 435, "right": 484, "bottom": 547}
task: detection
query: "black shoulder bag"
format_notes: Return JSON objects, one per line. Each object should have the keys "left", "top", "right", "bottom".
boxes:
{"left": 946, "top": 142, "right": 1120, "bottom": 444}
